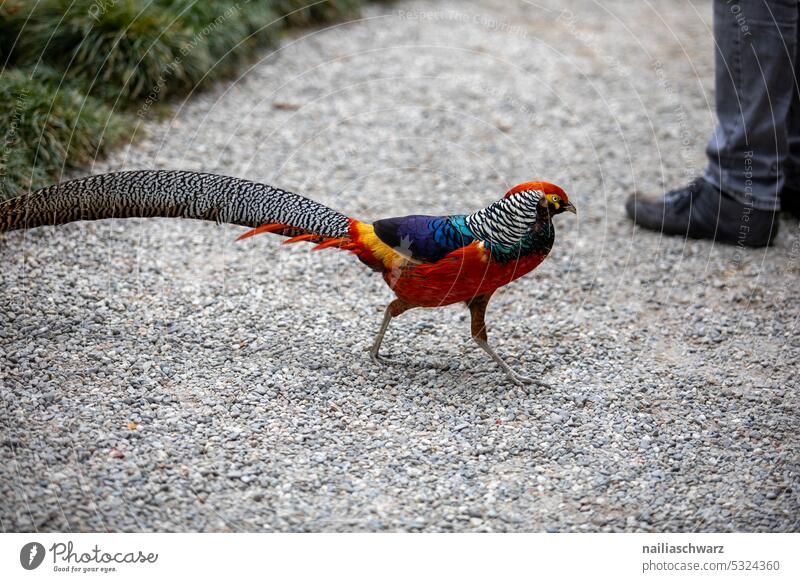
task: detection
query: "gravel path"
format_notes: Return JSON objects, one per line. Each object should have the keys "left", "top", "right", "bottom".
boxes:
{"left": 1, "top": 0, "right": 798, "bottom": 532}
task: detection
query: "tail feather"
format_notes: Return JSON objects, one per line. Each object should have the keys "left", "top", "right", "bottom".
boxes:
{"left": 282, "top": 233, "right": 322, "bottom": 245}
{"left": 0, "top": 170, "right": 352, "bottom": 239}
{"left": 235, "top": 222, "right": 294, "bottom": 241}
{"left": 0, "top": 169, "right": 398, "bottom": 273}
{"left": 312, "top": 237, "right": 349, "bottom": 251}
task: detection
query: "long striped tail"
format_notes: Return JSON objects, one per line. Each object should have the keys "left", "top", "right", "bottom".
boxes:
{"left": 0, "top": 170, "right": 352, "bottom": 241}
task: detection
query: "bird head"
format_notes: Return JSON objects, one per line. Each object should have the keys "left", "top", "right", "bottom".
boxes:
{"left": 505, "top": 181, "right": 576, "bottom": 216}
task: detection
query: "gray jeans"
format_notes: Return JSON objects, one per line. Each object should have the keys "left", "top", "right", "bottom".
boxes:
{"left": 704, "top": 0, "right": 799, "bottom": 211}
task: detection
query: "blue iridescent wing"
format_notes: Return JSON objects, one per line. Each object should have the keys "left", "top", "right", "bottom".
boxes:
{"left": 372, "top": 215, "right": 475, "bottom": 263}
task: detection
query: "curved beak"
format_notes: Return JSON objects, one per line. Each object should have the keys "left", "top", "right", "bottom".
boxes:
{"left": 564, "top": 202, "right": 577, "bottom": 215}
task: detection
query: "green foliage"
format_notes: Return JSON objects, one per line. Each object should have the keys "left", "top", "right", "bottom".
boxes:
{"left": 0, "top": 68, "right": 135, "bottom": 200}
{"left": 10, "top": 0, "right": 210, "bottom": 105}
{"left": 155, "top": 0, "right": 278, "bottom": 78}
{"left": 0, "top": 0, "right": 383, "bottom": 200}
{"left": 0, "top": 1, "right": 26, "bottom": 63}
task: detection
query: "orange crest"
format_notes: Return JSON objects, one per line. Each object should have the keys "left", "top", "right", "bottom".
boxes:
{"left": 504, "top": 181, "right": 568, "bottom": 204}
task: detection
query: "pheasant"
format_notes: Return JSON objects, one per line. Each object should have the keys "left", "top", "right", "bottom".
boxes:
{"left": 0, "top": 171, "right": 575, "bottom": 385}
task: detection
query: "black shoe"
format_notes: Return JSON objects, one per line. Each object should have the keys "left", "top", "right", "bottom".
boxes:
{"left": 625, "top": 178, "right": 779, "bottom": 247}
{"left": 780, "top": 184, "right": 800, "bottom": 218}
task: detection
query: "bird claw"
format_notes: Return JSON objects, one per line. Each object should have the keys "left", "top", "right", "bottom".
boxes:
{"left": 506, "top": 370, "right": 551, "bottom": 389}
{"left": 510, "top": 373, "right": 534, "bottom": 386}
{"left": 369, "top": 351, "right": 400, "bottom": 366}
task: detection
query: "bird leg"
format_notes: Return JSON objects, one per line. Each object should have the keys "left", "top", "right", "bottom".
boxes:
{"left": 467, "top": 295, "right": 548, "bottom": 388}
{"left": 369, "top": 299, "right": 415, "bottom": 365}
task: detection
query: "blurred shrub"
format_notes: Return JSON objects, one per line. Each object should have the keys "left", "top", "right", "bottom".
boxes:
{"left": 9, "top": 0, "right": 210, "bottom": 105}
{"left": 0, "top": 1, "right": 26, "bottom": 64}
{"left": 0, "top": 0, "right": 384, "bottom": 200}
{"left": 0, "top": 68, "right": 134, "bottom": 199}
{"left": 272, "top": 0, "right": 367, "bottom": 27}
{"left": 155, "top": 0, "right": 278, "bottom": 78}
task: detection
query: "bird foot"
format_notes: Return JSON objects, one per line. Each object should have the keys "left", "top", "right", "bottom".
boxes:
{"left": 473, "top": 338, "right": 551, "bottom": 389}
{"left": 369, "top": 350, "right": 400, "bottom": 366}
{"left": 505, "top": 370, "right": 552, "bottom": 389}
